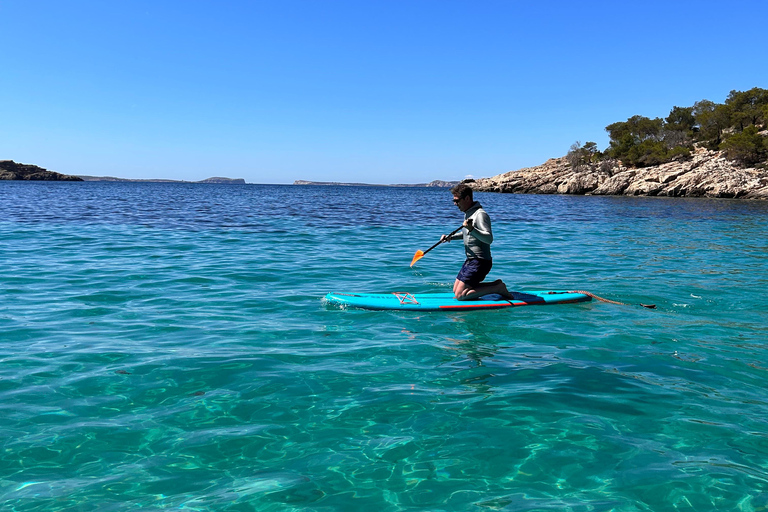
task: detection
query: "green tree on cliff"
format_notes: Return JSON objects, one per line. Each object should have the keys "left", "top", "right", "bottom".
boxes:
{"left": 604, "top": 115, "right": 685, "bottom": 167}
{"left": 588, "top": 87, "right": 767, "bottom": 169}
{"left": 693, "top": 100, "right": 732, "bottom": 148}
{"left": 721, "top": 125, "right": 766, "bottom": 165}
{"left": 664, "top": 106, "right": 697, "bottom": 147}
{"left": 725, "top": 87, "right": 768, "bottom": 130}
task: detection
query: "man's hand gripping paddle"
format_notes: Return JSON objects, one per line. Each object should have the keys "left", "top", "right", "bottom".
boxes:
{"left": 410, "top": 225, "right": 463, "bottom": 267}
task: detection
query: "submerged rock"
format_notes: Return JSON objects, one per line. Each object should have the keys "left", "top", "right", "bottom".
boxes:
{"left": 472, "top": 148, "right": 768, "bottom": 199}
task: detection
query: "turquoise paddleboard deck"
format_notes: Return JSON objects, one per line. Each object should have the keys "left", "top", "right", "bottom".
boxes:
{"left": 324, "top": 290, "right": 591, "bottom": 311}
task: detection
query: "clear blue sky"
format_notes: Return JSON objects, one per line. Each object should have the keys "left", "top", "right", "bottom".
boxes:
{"left": 2, "top": 0, "right": 767, "bottom": 184}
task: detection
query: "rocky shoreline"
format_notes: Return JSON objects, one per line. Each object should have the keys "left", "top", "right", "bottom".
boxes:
{"left": 0, "top": 160, "right": 83, "bottom": 181}
{"left": 471, "top": 147, "right": 768, "bottom": 199}
{"left": 0, "top": 160, "right": 245, "bottom": 184}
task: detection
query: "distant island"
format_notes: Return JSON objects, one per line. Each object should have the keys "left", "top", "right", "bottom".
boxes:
{"left": 293, "top": 179, "right": 459, "bottom": 187}
{"left": 78, "top": 175, "right": 246, "bottom": 184}
{"left": 0, "top": 160, "right": 245, "bottom": 184}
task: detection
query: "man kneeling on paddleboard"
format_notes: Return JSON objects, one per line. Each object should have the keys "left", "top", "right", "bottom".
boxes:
{"left": 440, "top": 184, "right": 514, "bottom": 301}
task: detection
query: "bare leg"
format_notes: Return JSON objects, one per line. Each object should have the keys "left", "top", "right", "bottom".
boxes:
{"left": 454, "top": 279, "right": 514, "bottom": 301}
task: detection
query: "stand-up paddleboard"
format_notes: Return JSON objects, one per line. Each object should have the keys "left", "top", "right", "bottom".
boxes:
{"left": 324, "top": 290, "right": 591, "bottom": 311}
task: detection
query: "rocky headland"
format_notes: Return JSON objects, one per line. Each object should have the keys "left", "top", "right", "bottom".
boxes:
{"left": 0, "top": 160, "right": 83, "bottom": 181}
{"left": 471, "top": 147, "right": 768, "bottom": 199}
{"left": 0, "top": 160, "right": 245, "bottom": 183}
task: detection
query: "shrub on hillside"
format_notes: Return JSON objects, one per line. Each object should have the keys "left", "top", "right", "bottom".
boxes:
{"left": 567, "top": 141, "right": 601, "bottom": 168}
{"left": 721, "top": 125, "right": 767, "bottom": 166}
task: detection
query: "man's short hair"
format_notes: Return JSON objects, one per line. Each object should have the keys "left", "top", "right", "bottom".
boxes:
{"left": 450, "top": 183, "right": 473, "bottom": 200}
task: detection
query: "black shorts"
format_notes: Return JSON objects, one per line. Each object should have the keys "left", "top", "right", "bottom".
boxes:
{"left": 456, "top": 258, "right": 492, "bottom": 286}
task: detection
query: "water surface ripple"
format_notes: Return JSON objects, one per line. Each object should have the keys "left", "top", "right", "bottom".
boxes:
{"left": 1, "top": 182, "right": 768, "bottom": 511}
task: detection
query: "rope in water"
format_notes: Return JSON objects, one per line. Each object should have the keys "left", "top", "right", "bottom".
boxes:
{"left": 569, "top": 290, "right": 656, "bottom": 309}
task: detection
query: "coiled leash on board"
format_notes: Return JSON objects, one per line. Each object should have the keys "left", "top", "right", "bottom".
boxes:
{"left": 568, "top": 290, "right": 656, "bottom": 309}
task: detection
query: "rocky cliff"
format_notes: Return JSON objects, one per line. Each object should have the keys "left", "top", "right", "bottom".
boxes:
{"left": 0, "top": 160, "right": 83, "bottom": 181}
{"left": 472, "top": 147, "right": 768, "bottom": 199}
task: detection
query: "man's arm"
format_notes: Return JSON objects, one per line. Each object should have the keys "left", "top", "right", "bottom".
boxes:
{"left": 469, "top": 212, "right": 493, "bottom": 244}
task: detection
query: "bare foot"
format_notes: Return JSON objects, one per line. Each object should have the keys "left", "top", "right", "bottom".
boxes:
{"left": 498, "top": 282, "right": 514, "bottom": 299}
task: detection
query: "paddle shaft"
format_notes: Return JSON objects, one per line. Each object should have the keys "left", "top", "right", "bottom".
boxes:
{"left": 421, "top": 225, "right": 463, "bottom": 257}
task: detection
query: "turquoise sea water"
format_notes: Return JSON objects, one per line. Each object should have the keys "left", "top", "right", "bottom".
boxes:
{"left": 1, "top": 181, "right": 768, "bottom": 511}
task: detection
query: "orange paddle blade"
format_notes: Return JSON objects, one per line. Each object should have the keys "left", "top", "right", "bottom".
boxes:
{"left": 410, "top": 250, "right": 425, "bottom": 267}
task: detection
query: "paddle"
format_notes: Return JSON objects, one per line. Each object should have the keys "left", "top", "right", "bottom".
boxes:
{"left": 569, "top": 290, "right": 657, "bottom": 309}
{"left": 410, "top": 225, "right": 463, "bottom": 267}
